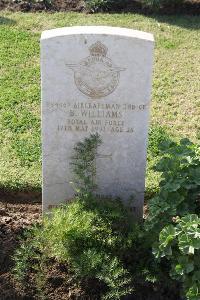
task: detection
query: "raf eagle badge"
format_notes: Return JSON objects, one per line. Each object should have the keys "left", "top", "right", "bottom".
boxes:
{"left": 67, "top": 41, "right": 125, "bottom": 99}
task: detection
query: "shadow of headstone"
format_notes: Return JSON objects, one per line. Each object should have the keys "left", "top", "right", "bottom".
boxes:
{"left": 0, "top": 16, "right": 16, "bottom": 26}
{"left": 146, "top": 14, "right": 200, "bottom": 30}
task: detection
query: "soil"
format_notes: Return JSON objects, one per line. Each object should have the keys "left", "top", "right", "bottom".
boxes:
{"left": 0, "top": 0, "right": 85, "bottom": 12}
{"left": 0, "top": 0, "right": 200, "bottom": 14}
{"left": 0, "top": 199, "right": 41, "bottom": 300}
{"left": 0, "top": 193, "right": 181, "bottom": 300}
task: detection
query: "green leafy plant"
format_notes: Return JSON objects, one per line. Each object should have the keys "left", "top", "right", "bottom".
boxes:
{"left": 148, "top": 124, "right": 170, "bottom": 156}
{"left": 145, "top": 138, "right": 200, "bottom": 299}
{"left": 153, "top": 214, "right": 200, "bottom": 300}
{"left": 145, "top": 138, "right": 200, "bottom": 234}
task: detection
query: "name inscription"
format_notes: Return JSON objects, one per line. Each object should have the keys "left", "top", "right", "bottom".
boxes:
{"left": 45, "top": 101, "right": 148, "bottom": 134}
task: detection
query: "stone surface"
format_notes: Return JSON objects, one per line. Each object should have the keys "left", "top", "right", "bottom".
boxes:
{"left": 41, "top": 26, "right": 154, "bottom": 217}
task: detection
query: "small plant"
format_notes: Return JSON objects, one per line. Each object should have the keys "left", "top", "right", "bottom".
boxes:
{"left": 13, "top": 134, "right": 137, "bottom": 299}
{"left": 145, "top": 138, "right": 200, "bottom": 299}
{"left": 70, "top": 133, "right": 101, "bottom": 197}
{"left": 13, "top": 226, "right": 47, "bottom": 298}
{"left": 145, "top": 138, "right": 200, "bottom": 234}
{"left": 13, "top": 198, "right": 137, "bottom": 299}
{"left": 153, "top": 214, "right": 200, "bottom": 300}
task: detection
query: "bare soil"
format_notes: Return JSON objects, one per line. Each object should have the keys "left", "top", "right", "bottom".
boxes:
{"left": 0, "top": 0, "right": 199, "bottom": 14}
{"left": 0, "top": 199, "right": 41, "bottom": 300}
{"left": 0, "top": 0, "right": 85, "bottom": 12}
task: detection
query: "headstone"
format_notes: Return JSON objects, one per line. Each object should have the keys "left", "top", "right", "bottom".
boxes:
{"left": 41, "top": 26, "right": 154, "bottom": 218}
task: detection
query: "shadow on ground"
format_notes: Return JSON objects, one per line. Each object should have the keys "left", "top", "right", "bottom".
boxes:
{"left": 0, "top": 16, "right": 16, "bottom": 26}
{"left": 146, "top": 13, "right": 200, "bottom": 29}
{"left": 0, "top": 187, "right": 41, "bottom": 204}
{"left": 106, "top": 0, "right": 200, "bottom": 29}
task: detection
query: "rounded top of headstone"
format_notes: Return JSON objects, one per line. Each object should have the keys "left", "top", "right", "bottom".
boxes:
{"left": 41, "top": 26, "right": 154, "bottom": 43}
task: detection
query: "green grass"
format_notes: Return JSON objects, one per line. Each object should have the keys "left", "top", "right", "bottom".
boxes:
{"left": 0, "top": 12, "right": 199, "bottom": 193}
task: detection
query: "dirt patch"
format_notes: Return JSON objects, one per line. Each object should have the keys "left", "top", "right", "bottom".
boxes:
{"left": 0, "top": 201, "right": 41, "bottom": 300}
{"left": 0, "top": 0, "right": 85, "bottom": 12}
{"left": 0, "top": 189, "right": 41, "bottom": 204}
{"left": 0, "top": 0, "right": 200, "bottom": 14}
{"left": 50, "top": 0, "right": 85, "bottom": 12}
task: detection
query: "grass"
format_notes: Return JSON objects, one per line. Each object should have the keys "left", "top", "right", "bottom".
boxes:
{"left": 0, "top": 12, "right": 199, "bottom": 194}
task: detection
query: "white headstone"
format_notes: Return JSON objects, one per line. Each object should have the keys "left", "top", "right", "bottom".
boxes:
{"left": 41, "top": 26, "right": 154, "bottom": 217}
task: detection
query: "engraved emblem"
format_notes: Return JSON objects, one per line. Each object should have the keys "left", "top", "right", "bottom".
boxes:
{"left": 67, "top": 41, "right": 125, "bottom": 99}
